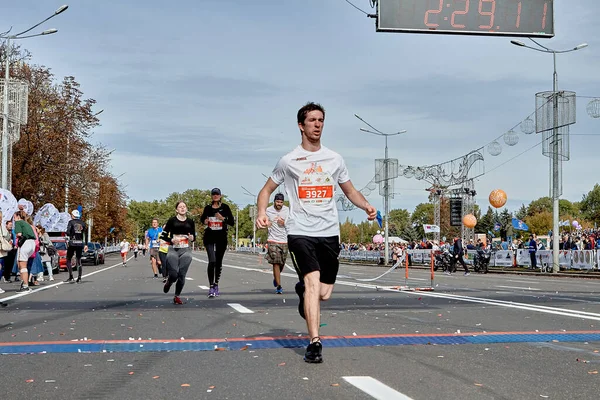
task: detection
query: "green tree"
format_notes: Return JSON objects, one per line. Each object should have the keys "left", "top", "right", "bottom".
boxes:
{"left": 524, "top": 211, "right": 552, "bottom": 236}
{"left": 515, "top": 204, "right": 528, "bottom": 220}
{"left": 411, "top": 203, "right": 434, "bottom": 238}
{"left": 477, "top": 206, "right": 495, "bottom": 235}
{"left": 340, "top": 217, "right": 360, "bottom": 243}
{"left": 580, "top": 184, "right": 600, "bottom": 224}
{"left": 388, "top": 209, "right": 410, "bottom": 237}
{"left": 527, "top": 197, "right": 552, "bottom": 216}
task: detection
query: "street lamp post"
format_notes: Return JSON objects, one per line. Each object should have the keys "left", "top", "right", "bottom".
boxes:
{"left": 355, "top": 114, "right": 406, "bottom": 266}
{"left": 1, "top": 5, "right": 68, "bottom": 190}
{"left": 511, "top": 39, "right": 588, "bottom": 273}
{"left": 241, "top": 186, "right": 257, "bottom": 253}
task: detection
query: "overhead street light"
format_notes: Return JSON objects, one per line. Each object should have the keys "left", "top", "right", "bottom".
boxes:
{"left": 1, "top": 5, "right": 69, "bottom": 191}
{"left": 510, "top": 38, "right": 588, "bottom": 273}
{"left": 356, "top": 114, "right": 407, "bottom": 266}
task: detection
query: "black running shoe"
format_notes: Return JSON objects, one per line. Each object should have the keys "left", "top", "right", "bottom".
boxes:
{"left": 65, "top": 277, "right": 75, "bottom": 283}
{"left": 295, "top": 281, "right": 305, "bottom": 320}
{"left": 76, "top": 277, "right": 81, "bottom": 284}
{"left": 304, "top": 341, "right": 323, "bottom": 363}
{"left": 163, "top": 280, "right": 172, "bottom": 294}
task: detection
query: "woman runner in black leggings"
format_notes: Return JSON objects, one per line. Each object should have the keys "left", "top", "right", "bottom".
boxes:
{"left": 200, "top": 188, "right": 234, "bottom": 298}
{"left": 161, "top": 202, "right": 196, "bottom": 305}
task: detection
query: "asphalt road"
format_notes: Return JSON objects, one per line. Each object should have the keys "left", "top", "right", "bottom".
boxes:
{"left": 1, "top": 250, "right": 600, "bottom": 400}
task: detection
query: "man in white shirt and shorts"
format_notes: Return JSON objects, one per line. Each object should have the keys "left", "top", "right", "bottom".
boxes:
{"left": 256, "top": 102, "right": 376, "bottom": 364}
{"left": 265, "top": 193, "right": 289, "bottom": 294}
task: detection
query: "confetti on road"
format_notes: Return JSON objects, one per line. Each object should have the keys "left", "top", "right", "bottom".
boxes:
{"left": 540, "top": 396, "right": 549, "bottom": 398}
{"left": 278, "top": 363, "right": 286, "bottom": 366}
{"left": 240, "top": 346, "right": 249, "bottom": 351}
{"left": 153, "top": 376, "right": 159, "bottom": 379}
{"left": 588, "top": 370, "right": 598, "bottom": 375}
{"left": 181, "top": 384, "right": 190, "bottom": 387}
{"left": 214, "top": 347, "right": 227, "bottom": 351}
{"left": 45, "top": 380, "right": 56, "bottom": 383}
{"left": 474, "top": 383, "right": 483, "bottom": 386}
{"left": 26, "top": 379, "right": 34, "bottom": 383}
{"left": 209, "top": 386, "right": 215, "bottom": 389}
{"left": 302, "top": 377, "right": 309, "bottom": 380}
{"left": 128, "top": 372, "right": 134, "bottom": 375}
{"left": 331, "top": 383, "right": 340, "bottom": 387}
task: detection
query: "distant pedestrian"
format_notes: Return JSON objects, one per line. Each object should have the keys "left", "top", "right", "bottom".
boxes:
{"left": 119, "top": 239, "right": 130, "bottom": 266}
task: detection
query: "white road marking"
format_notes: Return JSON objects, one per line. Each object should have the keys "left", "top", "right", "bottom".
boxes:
{"left": 227, "top": 303, "right": 254, "bottom": 314}
{"left": 507, "top": 279, "right": 541, "bottom": 284}
{"left": 496, "top": 285, "right": 541, "bottom": 291}
{"left": 0, "top": 256, "right": 135, "bottom": 303}
{"left": 343, "top": 376, "right": 413, "bottom": 400}
{"left": 191, "top": 256, "right": 600, "bottom": 322}
{"left": 198, "top": 285, "right": 210, "bottom": 290}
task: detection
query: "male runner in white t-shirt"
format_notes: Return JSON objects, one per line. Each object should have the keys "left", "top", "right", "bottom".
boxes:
{"left": 256, "top": 102, "right": 376, "bottom": 363}
{"left": 264, "top": 193, "right": 289, "bottom": 294}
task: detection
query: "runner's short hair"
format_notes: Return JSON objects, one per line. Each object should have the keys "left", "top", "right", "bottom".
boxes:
{"left": 297, "top": 102, "right": 325, "bottom": 125}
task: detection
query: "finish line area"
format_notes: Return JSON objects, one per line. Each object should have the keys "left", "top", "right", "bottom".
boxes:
{"left": 1, "top": 251, "right": 599, "bottom": 400}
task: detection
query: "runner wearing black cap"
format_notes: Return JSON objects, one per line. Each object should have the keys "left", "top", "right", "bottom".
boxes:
{"left": 200, "top": 188, "right": 235, "bottom": 298}
{"left": 264, "top": 193, "right": 289, "bottom": 294}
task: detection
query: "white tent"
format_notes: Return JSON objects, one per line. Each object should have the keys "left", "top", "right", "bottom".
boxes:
{"left": 388, "top": 236, "right": 408, "bottom": 244}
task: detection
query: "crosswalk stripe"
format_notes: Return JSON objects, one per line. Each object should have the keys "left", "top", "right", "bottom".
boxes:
{"left": 227, "top": 303, "right": 254, "bottom": 314}
{"left": 343, "top": 376, "right": 413, "bottom": 400}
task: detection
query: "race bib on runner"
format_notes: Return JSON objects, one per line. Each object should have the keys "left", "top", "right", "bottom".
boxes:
{"left": 173, "top": 235, "right": 189, "bottom": 249}
{"left": 298, "top": 171, "right": 334, "bottom": 205}
{"left": 208, "top": 217, "right": 223, "bottom": 230}
{"left": 159, "top": 241, "right": 169, "bottom": 252}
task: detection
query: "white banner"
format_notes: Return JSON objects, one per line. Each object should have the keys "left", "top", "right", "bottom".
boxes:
{"left": 423, "top": 224, "right": 440, "bottom": 233}
{"left": 559, "top": 250, "right": 572, "bottom": 268}
{"left": 571, "top": 250, "right": 594, "bottom": 270}
{"left": 517, "top": 249, "right": 532, "bottom": 266}
{"left": 493, "top": 250, "right": 514, "bottom": 267}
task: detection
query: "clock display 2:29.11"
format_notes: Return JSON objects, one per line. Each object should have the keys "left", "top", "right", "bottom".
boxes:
{"left": 382, "top": 0, "right": 553, "bottom": 36}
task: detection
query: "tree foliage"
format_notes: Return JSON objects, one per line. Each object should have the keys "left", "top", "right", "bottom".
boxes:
{"left": 580, "top": 184, "right": 600, "bottom": 224}
{"left": 1, "top": 43, "right": 127, "bottom": 241}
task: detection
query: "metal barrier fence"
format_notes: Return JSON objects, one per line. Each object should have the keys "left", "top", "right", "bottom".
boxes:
{"left": 338, "top": 249, "right": 600, "bottom": 271}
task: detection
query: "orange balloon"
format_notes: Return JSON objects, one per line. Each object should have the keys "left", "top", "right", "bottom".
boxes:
{"left": 489, "top": 189, "right": 507, "bottom": 208}
{"left": 462, "top": 214, "right": 477, "bottom": 228}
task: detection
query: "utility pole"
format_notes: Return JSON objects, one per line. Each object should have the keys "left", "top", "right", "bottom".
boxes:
{"left": 356, "top": 114, "right": 406, "bottom": 266}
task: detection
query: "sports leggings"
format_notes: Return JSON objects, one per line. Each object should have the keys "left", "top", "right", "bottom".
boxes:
{"left": 159, "top": 251, "right": 168, "bottom": 278}
{"left": 205, "top": 241, "right": 227, "bottom": 286}
{"left": 165, "top": 247, "right": 192, "bottom": 296}
{"left": 66, "top": 246, "right": 83, "bottom": 278}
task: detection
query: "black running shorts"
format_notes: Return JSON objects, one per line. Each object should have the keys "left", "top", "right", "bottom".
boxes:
{"left": 288, "top": 235, "right": 341, "bottom": 285}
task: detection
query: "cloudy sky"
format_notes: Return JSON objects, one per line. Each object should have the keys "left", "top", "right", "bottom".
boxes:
{"left": 3, "top": 1, "right": 599, "bottom": 222}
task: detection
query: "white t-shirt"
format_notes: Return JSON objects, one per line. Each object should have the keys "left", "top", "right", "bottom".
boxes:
{"left": 266, "top": 204, "right": 289, "bottom": 243}
{"left": 120, "top": 241, "right": 130, "bottom": 253}
{"left": 271, "top": 145, "right": 349, "bottom": 237}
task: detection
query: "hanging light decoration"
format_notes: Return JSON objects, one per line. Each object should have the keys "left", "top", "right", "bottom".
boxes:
{"left": 488, "top": 141, "right": 502, "bottom": 156}
{"left": 587, "top": 98, "right": 600, "bottom": 119}
{"left": 503, "top": 129, "right": 519, "bottom": 146}
{"left": 414, "top": 167, "right": 425, "bottom": 180}
{"left": 520, "top": 117, "right": 535, "bottom": 134}
{"left": 403, "top": 167, "right": 414, "bottom": 179}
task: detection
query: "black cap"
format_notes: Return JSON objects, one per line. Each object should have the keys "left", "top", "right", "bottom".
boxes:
{"left": 274, "top": 193, "right": 284, "bottom": 201}
{"left": 211, "top": 188, "right": 221, "bottom": 195}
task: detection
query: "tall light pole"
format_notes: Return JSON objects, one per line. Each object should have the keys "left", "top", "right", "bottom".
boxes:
{"left": 355, "top": 114, "right": 406, "bottom": 266}
{"left": 1, "top": 5, "right": 68, "bottom": 190}
{"left": 511, "top": 39, "right": 588, "bottom": 273}
{"left": 241, "top": 186, "right": 257, "bottom": 253}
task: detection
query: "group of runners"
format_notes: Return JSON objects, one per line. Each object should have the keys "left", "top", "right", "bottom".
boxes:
{"left": 115, "top": 102, "right": 374, "bottom": 364}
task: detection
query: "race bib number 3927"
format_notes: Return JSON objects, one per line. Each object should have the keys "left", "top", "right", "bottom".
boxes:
{"left": 298, "top": 185, "right": 333, "bottom": 204}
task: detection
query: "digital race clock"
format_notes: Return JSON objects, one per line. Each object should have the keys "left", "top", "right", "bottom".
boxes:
{"left": 377, "top": 0, "right": 554, "bottom": 38}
